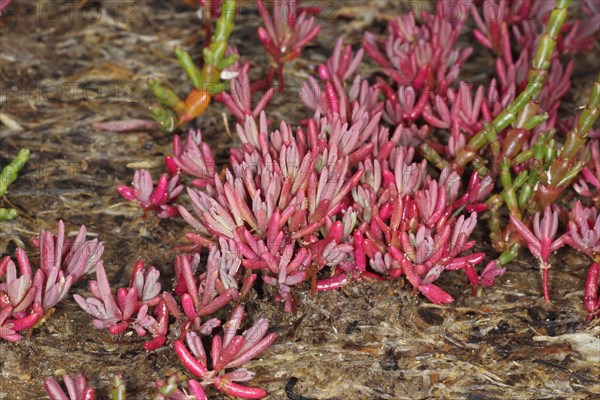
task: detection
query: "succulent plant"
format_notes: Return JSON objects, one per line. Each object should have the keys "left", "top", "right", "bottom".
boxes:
{"left": 27, "top": 2, "right": 600, "bottom": 398}
{"left": 174, "top": 305, "right": 276, "bottom": 399}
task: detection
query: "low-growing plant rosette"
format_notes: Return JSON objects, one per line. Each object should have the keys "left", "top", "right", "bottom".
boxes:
{"left": 174, "top": 305, "right": 277, "bottom": 399}
{"left": 1, "top": 220, "right": 103, "bottom": 342}
{"left": 114, "top": 1, "right": 600, "bottom": 321}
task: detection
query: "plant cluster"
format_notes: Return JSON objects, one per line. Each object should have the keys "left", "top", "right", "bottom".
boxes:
{"left": 120, "top": 0, "right": 600, "bottom": 316}
{"left": 1, "top": 221, "right": 102, "bottom": 341}
{"left": 44, "top": 305, "right": 274, "bottom": 399}
{"left": 68, "top": 234, "right": 275, "bottom": 395}
{"left": 0, "top": 218, "right": 276, "bottom": 398}
{"left": 1, "top": 0, "right": 599, "bottom": 398}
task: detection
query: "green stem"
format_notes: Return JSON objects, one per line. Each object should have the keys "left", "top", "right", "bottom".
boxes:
{"left": 535, "top": 74, "right": 600, "bottom": 207}
{"left": 111, "top": 375, "right": 126, "bottom": 400}
{"left": 0, "top": 149, "right": 29, "bottom": 198}
{"left": 148, "top": 80, "right": 185, "bottom": 112}
{"left": 486, "top": 194, "right": 505, "bottom": 251}
{"left": 420, "top": 143, "right": 449, "bottom": 171}
{"left": 529, "top": 0, "right": 571, "bottom": 79}
{"left": 555, "top": 73, "right": 600, "bottom": 162}
{"left": 498, "top": 243, "right": 520, "bottom": 266}
{"left": 499, "top": 158, "right": 522, "bottom": 219}
{"left": 151, "top": 0, "right": 238, "bottom": 132}
{"left": 0, "top": 208, "right": 18, "bottom": 221}
{"left": 452, "top": 0, "right": 572, "bottom": 169}
{"left": 203, "top": 0, "right": 237, "bottom": 71}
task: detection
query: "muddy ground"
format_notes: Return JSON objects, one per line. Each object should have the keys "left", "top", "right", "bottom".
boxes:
{"left": 1, "top": 1, "right": 599, "bottom": 399}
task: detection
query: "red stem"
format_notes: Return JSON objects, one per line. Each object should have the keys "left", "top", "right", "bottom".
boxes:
{"left": 542, "top": 266, "right": 551, "bottom": 303}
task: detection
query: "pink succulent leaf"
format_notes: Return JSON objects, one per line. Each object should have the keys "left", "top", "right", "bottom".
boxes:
{"left": 44, "top": 377, "right": 70, "bottom": 400}
{"left": 450, "top": 212, "right": 478, "bottom": 250}
{"left": 175, "top": 338, "right": 209, "bottom": 378}
{"left": 172, "top": 130, "right": 216, "bottom": 185}
{"left": 509, "top": 214, "right": 542, "bottom": 259}
{"left": 1, "top": 258, "right": 35, "bottom": 313}
{"left": 214, "top": 379, "right": 267, "bottom": 399}
{"left": 480, "top": 260, "right": 507, "bottom": 287}
{"left": 118, "top": 170, "right": 182, "bottom": 217}
{"left": 438, "top": 168, "right": 462, "bottom": 204}
{"left": 174, "top": 306, "right": 274, "bottom": 396}
{"left": 187, "top": 380, "right": 208, "bottom": 400}
{"left": 256, "top": 0, "right": 321, "bottom": 64}
{"left": 75, "top": 260, "right": 155, "bottom": 335}
{"left": 220, "top": 368, "right": 256, "bottom": 383}
{"left": 131, "top": 263, "right": 162, "bottom": 305}
{"left": 92, "top": 119, "right": 158, "bottom": 132}
{"left": 43, "top": 374, "right": 94, "bottom": 400}
{"left": 226, "top": 331, "right": 277, "bottom": 369}
{"left": 565, "top": 202, "right": 600, "bottom": 258}
{"left": 364, "top": 3, "right": 471, "bottom": 90}
{"left": 320, "top": 36, "right": 364, "bottom": 81}
{"left": 394, "top": 153, "right": 427, "bottom": 197}
{"left": 419, "top": 283, "right": 454, "bottom": 305}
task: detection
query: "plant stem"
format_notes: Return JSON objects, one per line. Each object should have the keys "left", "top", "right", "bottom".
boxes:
{"left": 0, "top": 208, "right": 18, "bottom": 221}
{"left": 0, "top": 148, "right": 29, "bottom": 197}
{"left": 448, "top": 0, "right": 573, "bottom": 169}
{"left": 534, "top": 73, "right": 600, "bottom": 207}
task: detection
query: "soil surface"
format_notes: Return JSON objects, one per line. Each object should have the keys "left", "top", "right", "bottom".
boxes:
{"left": 1, "top": 1, "right": 599, "bottom": 399}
